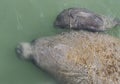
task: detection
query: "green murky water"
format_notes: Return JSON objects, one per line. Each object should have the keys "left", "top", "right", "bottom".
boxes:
{"left": 0, "top": 0, "right": 120, "bottom": 84}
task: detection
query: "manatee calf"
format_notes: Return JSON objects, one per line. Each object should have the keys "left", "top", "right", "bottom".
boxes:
{"left": 16, "top": 31, "right": 120, "bottom": 84}
{"left": 54, "top": 8, "right": 120, "bottom": 32}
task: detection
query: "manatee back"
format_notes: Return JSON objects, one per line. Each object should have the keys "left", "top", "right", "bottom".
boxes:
{"left": 56, "top": 31, "right": 120, "bottom": 84}
{"left": 54, "top": 8, "right": 104, "bottom": 32}
{"left": 32, "top": 31, "right": 120, "bottom": 84}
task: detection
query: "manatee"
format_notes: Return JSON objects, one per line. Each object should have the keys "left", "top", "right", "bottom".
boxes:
{"left": 16, "top": 31, "right": 120, "bottom": 84}
{"left": 54, "top": 8, "right": 120, "bottom": 32}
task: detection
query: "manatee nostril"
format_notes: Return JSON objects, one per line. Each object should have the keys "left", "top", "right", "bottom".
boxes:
{"left": 15, "top": 45, "right": 23, "bottom": 55}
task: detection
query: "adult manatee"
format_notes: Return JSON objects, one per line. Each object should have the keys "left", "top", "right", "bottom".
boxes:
{"left": 54, "top": 8, "right": 120, "bottom": 32}
{"left": 16, "top": 31, "right": 120, "bottom": 84}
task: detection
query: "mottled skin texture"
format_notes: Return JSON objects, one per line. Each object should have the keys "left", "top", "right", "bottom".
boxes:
{"left": 54, "top": 8, "right": 120, "bottom": 32}
{"left": 16, "top": 31, "right": 120, "bottom": 84}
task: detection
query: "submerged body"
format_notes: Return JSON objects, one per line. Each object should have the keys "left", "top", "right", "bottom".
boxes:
{"left": 54, "top": 8, "right": 120, "bottom": 32}
{"left": 16, "top": 31, "right": 120, "bottom": 84}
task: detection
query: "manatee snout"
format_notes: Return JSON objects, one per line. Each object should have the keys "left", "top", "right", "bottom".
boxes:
{"left": 54, "top": 20, "right": 60, "bottom": 27}
{"left": 16, "top": 43, "right": 33, "bottom": 60}
{"left": 16, "top": 44, "right": 23, "bottom": 56}
{"left": 54, "top": 18, "right": 68, "bottom": 28}
{"left": 54, "top": 11, "right": 70, "bottom": 28}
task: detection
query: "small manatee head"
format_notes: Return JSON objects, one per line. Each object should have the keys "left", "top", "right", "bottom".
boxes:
{"left": 16, "top": 42, "right": 33, "bottom": 60}
{"left": 54, "top": 9, "right": 71, "bottom": 28}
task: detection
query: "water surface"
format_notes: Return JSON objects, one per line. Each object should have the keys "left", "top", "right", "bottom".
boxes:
{"left": 0, "top": 0, "right": 120, "bottom": 84}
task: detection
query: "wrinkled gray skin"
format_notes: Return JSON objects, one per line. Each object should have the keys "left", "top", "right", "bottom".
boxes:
{"left": 16, "top": 31, "right": 120, "bottom": 84}
{"left": 54, "top": 8, "right": 120, "bottom": 32}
